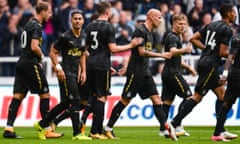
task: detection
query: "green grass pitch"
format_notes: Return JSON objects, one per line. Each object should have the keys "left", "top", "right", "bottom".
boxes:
{"left": 0, "top": 126, "right": 239, "bottom": 144}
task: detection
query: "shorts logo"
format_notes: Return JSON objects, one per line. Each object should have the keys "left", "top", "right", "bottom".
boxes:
{"left": 69, "top": 94, "right": 74, "bottom": 100}
{"left": 43, "top": 87, "right": 48, "bottom": 92}
{"left": 126, "top": 92, "right": 131, "bottom": 98}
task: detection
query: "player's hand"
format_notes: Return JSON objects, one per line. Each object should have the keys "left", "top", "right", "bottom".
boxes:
{"left": 161, "top": 52, "right": 172, "bottom": 59}
{"left": 79, "top": 72, "right": 86, "bottom": 85}
{"left": 57, "top": 70, "right": 66, "bottom": 81}
{"left": 131, "top": 37, "right": 144, "bottom": 47}
{"left": 189, "top": 67, "right": 197, "bottom": 76}
{"left": 184, "top": 43, "right": 192, "bottom": 53}
{"left": 218, "top": 75, "right": 227, "bottom": 85}
{"left": 118, "top": 66, "right": 127, "bottom": 76}
{"left": 110, "top": 67, "right": 117, "bottom": 75}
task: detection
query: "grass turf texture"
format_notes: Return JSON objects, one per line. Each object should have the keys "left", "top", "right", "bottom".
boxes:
{"left": 1, "top": 126, "right": 239, "bottom": 144}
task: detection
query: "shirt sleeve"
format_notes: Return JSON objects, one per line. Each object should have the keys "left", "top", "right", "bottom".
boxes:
{"left": 107, "top": 24, "right": 116, "bottom": 43}
{"left": 32, "top": 24, "right": 42, "bottom": 40}
{"left": 54, "top": 35, "right": 65, "bottom": 51}
{"left": 230, "top": 36, "right": 240, "bottom": 55}
{"left": 132, "top": 27, "right": 145, "bottom": 47}
{"left": 167, "top": 34, "right": 178, "bottom": 49}
{"left": 221, "top": 28, "right": 233, "bottom": 45}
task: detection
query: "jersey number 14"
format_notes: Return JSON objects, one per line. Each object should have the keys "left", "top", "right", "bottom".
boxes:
{"left": 205, "top": 30, "right": 216, "bottom": 50}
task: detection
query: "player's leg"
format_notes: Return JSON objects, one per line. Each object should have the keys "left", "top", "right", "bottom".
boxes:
{"left": 104, "top": 73, "right": 139, "bottom": 139}
{"left": 3, "top": 67, "right": 28, "bottom": 139}
{"left": 3, "top": 93, "right": 26, "bottom": 139}
{"left": 212, "top": 83, "right": 239, "bottom": 141}
{"left": 89, "top": 70, "right": 109, "bottom": 139}
{"left": 173, "top": 74, "right": 192, "bottom": 137}
{"left": 171, "top": 65, "right": 216, "bottom": 128}
{"left": 103, "top": 98, "right": 130, "bottom": 139}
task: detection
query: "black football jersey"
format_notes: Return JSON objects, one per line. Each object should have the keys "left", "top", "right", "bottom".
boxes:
{"left": 127, "top": 24, "right": 152, "bottom": 76}
{"left": 20, "top": 18, "right": 43, "bottom": 63}
{"left": 54, "top": 30, "right": 86, "bottom": 75}
{"left": 164, "top": 32, "right": 182, "bottom": 72}
{"left": 85, "top": 20, "right": 116, "bottom": 70}
{"left": 230, "top": 35, "right": 240, "bottom": 68}
{"left": 199, "top": 21, "right": 233, "bottom": 64}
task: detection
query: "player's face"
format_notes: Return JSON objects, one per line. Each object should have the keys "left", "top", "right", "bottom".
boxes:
{"left": 152, "top": 12, "right": 162, "bottom": 28}
{"left": 43, "top": 5, "right": 52, "bottom": 22}
{"left": 71, "top": 13, "right": 84, "bottom": 30}
{"left": 173, "top": 19, "right": 187, "bottom": 34}
{"left": 106, "top": 8, "right": 112, "bottom": 20}
{"left": 229, "top": 8, "right": 236, "bottom": 24}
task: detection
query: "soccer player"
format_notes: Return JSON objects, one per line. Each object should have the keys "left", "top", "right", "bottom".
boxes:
{"left": 2, "top": 1, "right": 61, "bottom": 139}
{"left": 33, "top": 10, "right": 91, "bottom": 140}
{"left": 103, "top": 8, "right": 177, "bottom": 141}
{"left": 84, "top": 1, "right": 143, "bottom": 139}
{"left": 169, "top": 3, "right": 237, "bottom": 140}
{"left": 211, "top": 35, "right": 239, "bottom": 141}
{"left": 159, "top": 13, "right": 196, "bottom": 137}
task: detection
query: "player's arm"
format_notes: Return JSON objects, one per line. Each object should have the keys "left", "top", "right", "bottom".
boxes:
{"left": 49, "top": 45, "right": 61, "bottom": 72}
{"left": 78, "top": 51, "right": 87, "bottom": 85}
{"left": 138, "top": 46, "right": 172, "bottom": 59}
{"left": 31, "top": 39, "right": 44, "bottom": 60}
{"left": 108, "top": 37, "right": 143, "bottom": 53}
{"left": 220, "top": 36, "right": 239, "bottom": 80}
{"left": 169, "top": 44, "right": 192, "bottom": 56}
{"left": 189, "top": 31, "right": 206, "bottom": 50}
{"left": 181, "top": 61, "right": 197, "bottom": 76}
{"left": 219, "top": 53, "right": 234, "bottom": 85}
{"left": 219, "top": 43, "right": 229, "bottom": 58}
{"left": 49, "top": 42, "right": 66, "bottom": 81}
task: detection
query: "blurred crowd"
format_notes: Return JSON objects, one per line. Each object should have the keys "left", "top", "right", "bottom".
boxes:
{"left": 0, "top": 0, "right": 240, "bottom": 76}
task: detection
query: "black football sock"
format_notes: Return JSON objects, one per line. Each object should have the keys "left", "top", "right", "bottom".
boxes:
{"left": 40, "top": 98, "right": 49, "bottom": 119}
{"left": 172, "top": 98, "right": 198, "bottom": 127}
{"left": 54, "top": 110, "right": 70, "bottom": 125}
{"left": 6, "top": 98, "right": 22, "bottom": 126}
{"left": 215, "top": 99, "right": 223, "bottom": 117}
{"left": 40, "top": 102, "right": 68, "bottom": 127}
{"left": 91, "top": 100, "right": 105, "bottom": 134}
{"left": 79, "top": 103, "right": 85, "bottom": 110}
{"left": 107, "top": 101, "right": 126, "bottom": 128}
{"left": 176, "top": 99, "right": 186, "bottom": 126}
{"left": 153, "top": 104, "right": 167, "bottom": 130}
{"left": 160, "top": 104, "right": 170, "bottom": 130}
{"left": 81, "top": 96, "right": 96, "bottom": 124}
{"left": 214, "top": 104, "right": 232, "bottom": 136}
{"left": 69, "top": 99, "right": 81, "bottom": 136}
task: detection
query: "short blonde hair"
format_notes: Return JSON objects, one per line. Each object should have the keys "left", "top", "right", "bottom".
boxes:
{"left": 172, "top": 13, "right": 188, "bottom": 24}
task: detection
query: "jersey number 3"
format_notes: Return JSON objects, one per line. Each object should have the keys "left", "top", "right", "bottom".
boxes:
{"left": 90, "top": 31, "right": 98, "bottom": 49}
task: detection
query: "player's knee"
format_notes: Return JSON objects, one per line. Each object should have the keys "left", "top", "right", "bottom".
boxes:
{"left": 39, "top": 92, "right": 50, "bottom": 99}
{"left": 14, "top": 93, "right": 26, "bottom": 100}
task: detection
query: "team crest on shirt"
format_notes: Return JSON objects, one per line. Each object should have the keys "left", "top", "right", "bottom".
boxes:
{"left": 145, "top": 42, "right": 152, "bottom": 51}
{"left": 69, "top": 41, "right": 74, "bottom": 44}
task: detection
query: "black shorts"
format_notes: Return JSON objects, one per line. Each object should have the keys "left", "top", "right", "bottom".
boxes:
{"left": 13, "top": 59, "right": 49, "bottom": 95}
{"left": 58, "top": 73, "right": 80, "bottom": 102}
{"left": 194, "top": 64, "right": 221, "bottom": 96}
{"left": 78, "top": 82, "right": 90, "bottom": 102}
{"left": 85, "top": 69, "right": 111, "bottom": 97}
{"left": 224, "top": 67, "right": 240, "bottom": 103}
{"left": 161, "top": 72, "right": 192, "bottom": 101}
{"left": 121, "top": 73, "right": 158, "bottom": 99}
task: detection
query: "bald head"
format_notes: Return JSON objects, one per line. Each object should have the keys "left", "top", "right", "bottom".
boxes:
{"left": 145, "top": 9, "right": 162, "bottom": 30}
{"left": 147, "top": 9, "right": 161, "bottom": 19}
